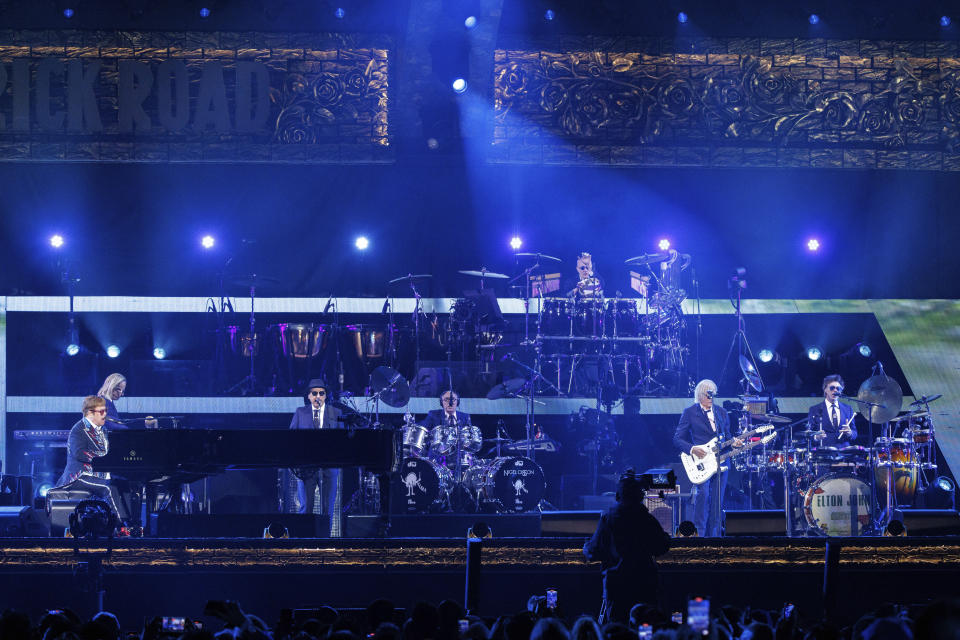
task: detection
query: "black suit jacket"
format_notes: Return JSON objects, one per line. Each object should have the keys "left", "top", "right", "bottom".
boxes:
{"left": 673, "top": 403, "right": 731, "bottom": 454}
{"left": 57, "top": 418, "right": 109, "bottom": 486}
{"left": 423, "top": 409, "right": 471, "bottom": 429}
{"left": 289, "top": 403, "right": 342, "bottom": 430}
{"left": 807, "top": 400, "right": 857, "bottom": 447}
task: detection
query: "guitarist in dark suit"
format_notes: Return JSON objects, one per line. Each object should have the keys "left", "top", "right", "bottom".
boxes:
{"left": 673, "top": 379, "right": 738, "bottom": 537}
{"left": 807, "top": 374, "right": 858, "bottom": 448}
{"left": 289, "top": 379, "right": 343, "bottom": 535}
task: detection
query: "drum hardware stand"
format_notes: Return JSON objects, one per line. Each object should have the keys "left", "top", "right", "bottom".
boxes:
{"left": 409, "top": 279, "right": 424, "bottom": 390}
{"left": 718, "top": 269, "right": 763, "bottom": 396}
{"left": 382, "top": 297, "right": 398, "bottom": 369}
{"left": 840, "top": 391, "right": 889, "bottom": 534}
{"left": 502, "top": 352, "right": 557, "bottom": 463}
{"left": 223, "top": 279, "right": 262, "bottom": 395}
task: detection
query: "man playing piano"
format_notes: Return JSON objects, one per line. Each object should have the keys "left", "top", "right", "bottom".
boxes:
{"left": 55, "top": 395, "right": 128, "bottom": 529}
{"left": 289, "top": 379, "right": 343, "bottom": 536}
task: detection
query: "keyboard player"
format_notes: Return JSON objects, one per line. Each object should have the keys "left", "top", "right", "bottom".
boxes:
{"left": 290, "top": 379, "right": 342, "bottom": 536}
{"left": 55, "top": 395, "right": 129, "bottom": 528}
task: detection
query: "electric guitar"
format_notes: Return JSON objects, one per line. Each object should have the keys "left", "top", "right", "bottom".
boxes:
{"left": 680, "top": 424, "right": 777, "bottom": 485}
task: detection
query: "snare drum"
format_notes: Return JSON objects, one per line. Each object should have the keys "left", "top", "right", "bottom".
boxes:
{"left": 393, "top": 457, "right": 452, "bottom": 514}
{"left": 837, "top": 446, "right": 870, "bottom": 472}
{"left": 402, "top": 425, "right": 430, "bottom": 456}
{"left": 803, "top": 473, "right": 872, "bottom": 537}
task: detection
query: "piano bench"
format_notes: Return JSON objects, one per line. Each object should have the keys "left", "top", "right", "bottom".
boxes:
{"left": 46, "top": 488, "right": 95, "bottom": 530}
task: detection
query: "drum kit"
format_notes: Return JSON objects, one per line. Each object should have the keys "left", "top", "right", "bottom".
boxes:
{"left": 396, "top": 413, "right": 547, "bottom": 514}
{"left": 729, "top": 369, "right": 942, "bottom": 537}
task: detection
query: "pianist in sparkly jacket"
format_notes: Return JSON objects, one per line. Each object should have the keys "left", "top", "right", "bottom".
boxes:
{"left": 55, "top": 395, "right": 126, "bottom": 521}
{"left": 289, "top": 379, "right": 342, "bottom": 536}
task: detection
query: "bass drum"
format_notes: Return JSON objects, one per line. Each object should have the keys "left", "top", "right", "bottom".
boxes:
{"left": 803, "top": 474, "right": 872, "bottom": 537}
{"left": 471, "top": 457, "right": 545, "bottom": 513}
{"left": 393, "top": 457, "right": 451, "bottom": 514}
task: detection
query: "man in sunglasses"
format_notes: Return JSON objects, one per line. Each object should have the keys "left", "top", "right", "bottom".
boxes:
{"left": 289, "top": 379, "right": 343, "bottom": 534}
{"left": 806, "top": 374, "right": 858, "bottom": 447}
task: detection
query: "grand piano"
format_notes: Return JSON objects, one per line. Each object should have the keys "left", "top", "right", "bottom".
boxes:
{"left": 88, "top": 428, "right": 399, "bottom": 527}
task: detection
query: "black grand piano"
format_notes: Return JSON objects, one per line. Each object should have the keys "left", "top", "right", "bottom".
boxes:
{"left": 90, "top": 428, "right": 399, "bottom": 527}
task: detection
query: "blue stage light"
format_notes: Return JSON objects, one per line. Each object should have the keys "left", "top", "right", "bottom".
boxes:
{"left": 677, "top": 11, "right": 688, "bottom": 24}
{"left": 857, "top": 343, "right": 872, "bottom": 358}
{"left": 201, "top": 235, "right": 215, "bottom": 249}
{"left": 941, "top": 15, "right": 951, "bottom": 27}
{"left": 200, "top": 7, "right": 211, "bottom": 18}
{"left": 106, "top": 345, "right": 121, "bottom": 359}
{"left": 806, "top": 346, "right": 822, "bottom": 361}
{"left": 452, "top": 78, "right": 467, "bottom": 94}
{"left": 658, "top": 238, "right": 670, "bottom": 251}
{"left": 355, "top": 236, "right": 370, "bottom": 250}
{"left": 66, "top": 343, "right": 80, "bottom": 357}
{"left": 334, "top": 7, "right": 345, "bottom": 19}
{"left": 153, "top": 347, "right": 167, "bottom": 360}
{"left": 806, "top": 238, "right": 820, "bottom": 252}
{"left": 464, "top": 15, "right": 477, "bottom": 29}
{"left": 36, "top": 482, "right": 54, "bottom": 498}
{"left": 50, "top": 234, "right": 64, "bottom": 248}
{"left": 63, "top": 8, "right": 74, "bottom": 18}
{"left": 808, "top": 14, "right": 820, "bottom": 25}
{"left": 510, "top": 236, "right": 523, "bottom": 250}
{"left": 758, "top": 349, "right": 774, "bottom": 363}
{"left": 544, "top": 9, "right": 555, "bottom": 21}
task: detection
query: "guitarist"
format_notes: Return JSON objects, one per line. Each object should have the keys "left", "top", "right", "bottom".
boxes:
{"left": 673, "top": 379, "right": 740, "bottom": 537}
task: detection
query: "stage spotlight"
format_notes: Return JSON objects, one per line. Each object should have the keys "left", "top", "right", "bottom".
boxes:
{"left": 676, "top": 520, "right": 698, "bottom": 537}
{"left": 36, "top": 482, "right": 54, "bottom": 499}
{"left": 658, "top": 238, "right": 670, "bottom": 251}
{"left": 201, "top": 235, "right": 215, "bottom": 249}
{"left": 941, "top": 15, "right": 951, "bottom": 27}
{"left": 263, "top": 522, "right": 290, "bottom": 538}
{"left": 334, "top": 7, "right": 345, "bottom": 19}
{"left": 199, "top": 7, "right": 211, "bottom": 18}
{"left": 808, "top": 14, "right": 820, "bottom": 25}
{"left": 806, "top": 346, "right": 822, "bottom": 361}
{"left": 106, "top": 344, "right": 121, "bottom": 359}
{"left": 50, "top": 234, "right": 64, "bottom": 248}
{"left": 544, "top": 9, "right": 555, "bottom": 21}
{"left": 677, "top": 11, "right": 688, "bottom": 23}
{"left": 806, "top": 238, "right": 820, "bottom": 252}
{"left": 467, "top": 521, "right": 492, "bottom": 539}
{"left": 153, "top": 347, "right": 166, "bottom": 360}
{"left": 63, "top": 8, "right": 74, "bottom": 18}
{"left": 758, "top": 349, "right": 774, "bottom": 363}
{"left": 426, "top": 137, "right": 439, "bottom": 150}
{"left": 464, "top": 15, "right": 477, "bottom": 29}
{"left": 355, "top": 236, "right": 370, "bottom": 250}
{"left": 66, "top": 343, "right": 80, "bottom": 357}
{"left": 510, "top": 236, "right": 523, "bottom": 250}
{"left": 857, "top": 343, "right": 872, "bottom": 358}
{"left": 884, "top": 519, "right": 906, "bottom": 537}
{"left": 452, "top": 78, "right": 467, "bottom": 94}
{"left": 69, "top": 499, "right": 118, "bottom": 539}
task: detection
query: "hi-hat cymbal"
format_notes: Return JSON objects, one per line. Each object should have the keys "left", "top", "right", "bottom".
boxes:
{"left": 796, "top": 429, "right": 827, "bottom": 439}
{"left": 388, "top": 273, "right": 433, "bottom": 285}
{"left": 761, "top": 414, "right": 792, "bottom": 424}
{"left": 890, "top": 410, "right": 929, "bottom": 423}
{"left": 486, "top": 377, "right": 526, "bottom": 400}
{"left": 514, "top": 252, "right": 562, "bottom": 263}
{"left": 459, "top": 269, "right": 509, "bottom": 279}
{"left": 910, "top": 394, "right": 942, "bottom": 406}
{"left": 625, "top": 253, "right": 669, "bottom": 266}
{"left": 370, "top": 366, "right": 410, "bottom": 408}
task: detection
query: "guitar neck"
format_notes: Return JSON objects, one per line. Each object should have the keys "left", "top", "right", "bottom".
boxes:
{"left": 716, "top": 435, "right": 774, "bottom": 464}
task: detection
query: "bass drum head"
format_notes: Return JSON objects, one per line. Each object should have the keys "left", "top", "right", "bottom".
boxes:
{"left": 488, "top": 457, "right": 545, "bottom": 513}
{"left": 803, "top": 474, "right": 872, "bottom": 537}
{"left": 393, "top": 457, "right": 450, "bottom": 514}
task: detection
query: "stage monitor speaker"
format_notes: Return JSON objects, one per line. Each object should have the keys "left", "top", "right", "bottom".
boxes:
{"left": 0, "top": 506, "right": 50, "bottom": 537}
{"left": 895, "top": 509, "right": 960, "bottom": 536}
{"left": 540, "top": 510, "right": 602, "bottom": 536}
{"left": 723, "top": 509, "right": 786, "bottom": 536}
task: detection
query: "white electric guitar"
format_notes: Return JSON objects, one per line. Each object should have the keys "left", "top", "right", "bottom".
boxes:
{"left": 680, "top": 424, "right": 777, "bottom": 485}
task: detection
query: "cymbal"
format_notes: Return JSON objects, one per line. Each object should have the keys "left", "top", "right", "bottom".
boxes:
{"left": 459, "top": 269, "right": 509, "bottom": 279}
{"left": 625, "top": 253, "right": 669, "bottom": 266}
{"left": 910, "top": 394, "right": 942, "bottom": 406}
{"left": 857, "top": 373, "right": 903, "bottom": 424}
{"left": 486, "top": 377, "right": 526, "bottom": 400}
{"left": 483, "top": 436, "right": 514, "bottom": 443}
{"left": 514, "top": 252, "right": 562, "bottom": 263}
{"left": 739, "top": 354, "right": 764, "bottom": 393}
{"left": 890, "top": 410, "right": 929, "bottom": 423}
{"left": 230, "top": 274, "right": 281, "bottom": 289}
{"left": 761, "top": 414, "right": 792, "bottom": 424}
{"left": 388, "top": 273, "right": 432, "bottom": 285}
{"left": 796, "top": 429, "right": 827, "bottom": 439}
{"left": 370, "top": 366, "right": 410, "bottom": 408}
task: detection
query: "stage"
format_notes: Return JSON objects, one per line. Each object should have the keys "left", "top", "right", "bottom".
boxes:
{"left": 1, "top": 533, "right": 958, "bottom": 626}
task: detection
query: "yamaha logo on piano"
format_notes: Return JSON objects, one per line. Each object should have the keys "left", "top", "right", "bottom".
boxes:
{"left": 122, "top": 449, "right": 142, "bottom": 462}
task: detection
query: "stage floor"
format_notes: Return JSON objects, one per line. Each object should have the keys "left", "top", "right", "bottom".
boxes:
{"left": 1, "top": 535, "right": 957, "bottom": 626}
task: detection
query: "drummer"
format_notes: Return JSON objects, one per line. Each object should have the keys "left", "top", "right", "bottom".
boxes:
{"left": 806, "top": 374, "right": 858, "bottom": 448}
{"left": 424, "top": 390, "right": 471, "bottom": 430}
{"left": 565, "top": 252, "right": 604, "bottom": 299}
